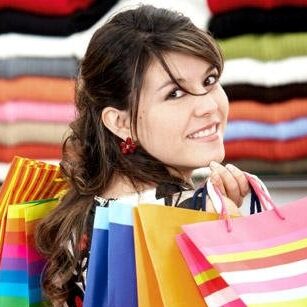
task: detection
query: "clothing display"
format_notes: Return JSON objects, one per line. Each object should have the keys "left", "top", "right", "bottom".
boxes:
{"left": 0, "top": 0, "right": 208, "bottom": 59}
{"left": 219, "top": 33, "right": 307, "bottom": 61}
{"left": 0, "top": 57, "right": 78, "bottom": 78}
{"left": 208, "top": 7, "right": 307, "bottom": 39}
{"left": 222, "top": 56, "right": 307, "bottom": 86}
{"left": 0, "top": 0, "right": 118, "bottom": 36}
{"left": 224, "top": 83, "right": 307, "bottom": 102}
{"left": 228, "top": 99, "right": 307, "bottom": 123}
{"left": 207, "top": 0, "right": 307, "bottom": 14}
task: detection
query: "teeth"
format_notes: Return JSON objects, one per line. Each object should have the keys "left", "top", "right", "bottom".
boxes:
{"left": 189, "top": 125, "right": 217, "bottom": 139}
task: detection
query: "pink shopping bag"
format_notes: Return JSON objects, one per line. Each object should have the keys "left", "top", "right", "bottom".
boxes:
{"left": 178, "top": 174, "right": 307, "bottom": 306}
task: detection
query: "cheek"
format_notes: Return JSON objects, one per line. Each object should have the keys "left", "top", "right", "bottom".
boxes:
{"left": 137, "top": 108, "right": 163, "bottom": 146}
{"left": 217, "top": 87, "right": 229, "bottom": 120}
{"left": 137, "top": 107, "right": 178, "bottom": 150}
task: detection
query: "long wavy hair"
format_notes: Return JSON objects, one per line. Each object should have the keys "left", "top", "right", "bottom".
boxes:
{"left": 35, "top": 5, "right": 223, "bottom": 305}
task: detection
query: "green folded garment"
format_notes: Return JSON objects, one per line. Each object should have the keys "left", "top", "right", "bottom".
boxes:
{"left": 218, "top": 33, "right": 307, "bottom": 60}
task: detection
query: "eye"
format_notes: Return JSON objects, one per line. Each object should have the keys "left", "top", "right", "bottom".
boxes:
{"left": 166, "top": 88, "right": 185, "bottom": 100}
{"left": 204, "top": 74, "right": 219, "bottom": 87}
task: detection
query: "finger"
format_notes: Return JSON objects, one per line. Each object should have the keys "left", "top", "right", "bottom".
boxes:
{"left": 210, "top": 171, "right": 226, "bottom": 195}
{"left": 209, "top": 161, "right": 241, "bottom": 205}
{"left": 225, "top": 163, "right": 250, "bottom": 197}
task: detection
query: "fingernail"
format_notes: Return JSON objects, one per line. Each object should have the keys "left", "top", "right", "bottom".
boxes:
{"left": 210, "top": 161, "right": 219, "bottom": 168}
{"left": 210, "top": 171, "right": 219, "bottom": 184}
{"left": 226, "top": 164, "right": 236, "bottom": 172}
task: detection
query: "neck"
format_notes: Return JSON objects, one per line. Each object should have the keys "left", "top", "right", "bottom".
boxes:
{"left": 166, "top": 167, "right": 194, "bottom": 187}
{"left": 101, "top": 174, "right": 155, "bottom": 199}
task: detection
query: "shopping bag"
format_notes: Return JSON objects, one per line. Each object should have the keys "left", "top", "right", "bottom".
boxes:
{"left": 134, "top": 204, "right": 221, "bottom": 307}
{"left": 0, "top": 156, "right": 68, "bottom": 256}
{"left": 0, "top": 198, "right": 59, "bottom": 307}
{"left": 180, "top": 174, "right": 307, "bottom": 306}
{"left": 175, "top": 177, "right": 264, "bottom": 307}
{"left": 84, "top": 202, "right": 138, "bottom": 307}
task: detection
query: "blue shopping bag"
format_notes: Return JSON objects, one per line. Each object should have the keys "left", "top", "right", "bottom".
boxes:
{"left": 84, "top": 202, "right": 137, "bottom": 307}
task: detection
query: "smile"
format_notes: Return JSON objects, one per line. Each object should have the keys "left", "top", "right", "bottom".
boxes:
{"left": 187, "top": 124, "right": 218, "bottom": 139}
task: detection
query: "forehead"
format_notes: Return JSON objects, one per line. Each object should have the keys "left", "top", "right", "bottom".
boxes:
{"left": 142, "top": 52, "right": 212, "bottom": 90}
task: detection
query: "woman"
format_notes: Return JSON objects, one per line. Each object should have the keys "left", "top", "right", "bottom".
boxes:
{"left": 36, "top": 5, "right": 249, "bottom": 306}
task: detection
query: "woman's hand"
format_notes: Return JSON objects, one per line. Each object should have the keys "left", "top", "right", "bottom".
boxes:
{"left": 208, "top": 161, "right": 250, "bottom": 207}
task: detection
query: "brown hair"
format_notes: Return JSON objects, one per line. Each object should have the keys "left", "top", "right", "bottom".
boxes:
{"left": 35, "top": 5, "right": 223, "bottom": 305}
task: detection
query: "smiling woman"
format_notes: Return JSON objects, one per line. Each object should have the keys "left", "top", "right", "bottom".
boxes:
{"left": 134, "top": 52, "right": 229, "bottom": 172}
{"left": 35, "top": 5, "right": 249, "bottom": 306}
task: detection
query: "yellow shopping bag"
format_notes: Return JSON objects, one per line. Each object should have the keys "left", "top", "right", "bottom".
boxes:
{"left": 133, "top": 205, "right": 220, "bottom": 307}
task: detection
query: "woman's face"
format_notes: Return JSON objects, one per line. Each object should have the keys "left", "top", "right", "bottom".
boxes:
{"left": 137, "top": 51, "right": 229, "bottom": 175}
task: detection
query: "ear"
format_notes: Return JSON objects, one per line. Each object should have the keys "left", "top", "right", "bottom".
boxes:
{"left": 101, "top": 107, "right": 131, "bottom": 140}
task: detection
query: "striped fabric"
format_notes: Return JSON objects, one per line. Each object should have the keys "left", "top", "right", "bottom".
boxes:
{"left": 0, "top": 199, "right": 59, "bottom": 307}
{"left": 181, "top": 194, "right": 307, "bottom": 306}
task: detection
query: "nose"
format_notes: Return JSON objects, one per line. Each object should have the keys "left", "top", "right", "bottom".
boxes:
{"left": 193, "top": 92, "right": 218, "bottom": 117}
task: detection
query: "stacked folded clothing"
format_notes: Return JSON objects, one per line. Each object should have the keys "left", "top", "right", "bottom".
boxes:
{"left": 207, "top": 0, "right": 307, "bottom": 177}
{"left": 0, "top": 0, "right": 120, "bottom": 178}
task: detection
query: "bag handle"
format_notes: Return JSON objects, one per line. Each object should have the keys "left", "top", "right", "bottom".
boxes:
{"left": 192, "top": 177, "right": 261, "bottom": 214}
{"left": 208, "top": 173, "right": 285, "bottom": 232}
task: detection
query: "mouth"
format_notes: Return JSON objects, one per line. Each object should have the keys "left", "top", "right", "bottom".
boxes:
{"left": 187, "top": 123, "right": 219, "bottom": 140}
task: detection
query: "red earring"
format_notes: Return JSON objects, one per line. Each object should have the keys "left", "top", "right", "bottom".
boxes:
{"left": 120, "top": 137, "right": 137, "bottom": 155}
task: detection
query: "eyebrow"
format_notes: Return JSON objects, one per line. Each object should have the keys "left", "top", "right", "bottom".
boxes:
{"left": 157, "top": 64, "right": 216, "bottom": 92}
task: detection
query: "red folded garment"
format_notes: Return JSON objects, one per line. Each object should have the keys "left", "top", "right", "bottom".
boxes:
{"left": 228, "top": 98, "right": 307, "bottom": 123}
{"left": 207, "top": 0, "right": 307, "bottom": 14}
{"left": 0, "top": 0, "right": 93, "bottom": 16}
{"left": 225, "top": 137, "right": 307, "bottom": 161}
{"left": 0, "top": 143, "right": 61, "bottom": 163}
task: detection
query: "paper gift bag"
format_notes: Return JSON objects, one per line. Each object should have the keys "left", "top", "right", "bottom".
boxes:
{"left": 176, "top": 177, "right": 263, "bottom": 307}
{"left": 0, "top": 198, "right": 59, "bottom": 307}
{"left": 134, "top": 204, "right": 222, "bottom": 307}
{"left": 180, "top": 174, "right": 307, "bottom": 306}
{"left": 0, "top": 156, "right": 68, "bottom": 255}
{"left": 84, "top": 202, "right": 138, "bottom": 307}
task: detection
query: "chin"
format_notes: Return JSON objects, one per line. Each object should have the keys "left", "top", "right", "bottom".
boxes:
{"left": 196, "top": 148, "right": 225, "bottom": 167}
